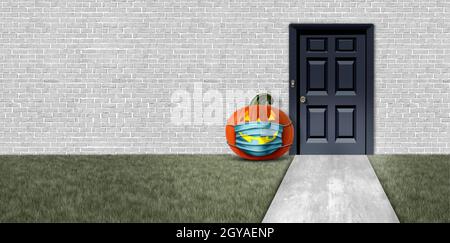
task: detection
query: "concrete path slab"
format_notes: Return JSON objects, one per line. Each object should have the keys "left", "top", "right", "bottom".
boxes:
{"left": 263, "top": 155, "right": 399, "bottom": 223}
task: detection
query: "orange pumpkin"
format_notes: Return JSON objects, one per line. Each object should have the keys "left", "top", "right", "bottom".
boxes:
{"left": 225, "top": 105, "right": 294, "bottom": 160}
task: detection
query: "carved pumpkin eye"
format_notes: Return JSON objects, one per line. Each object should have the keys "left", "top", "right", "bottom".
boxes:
{"left": 244, "top": 110, "right": 277, "bottom": 122}
{"left": 268, "top": 110, "right": 276, "bottom": 121}
{"left": 244, "top": 110, "right": 250, "bottom": 122}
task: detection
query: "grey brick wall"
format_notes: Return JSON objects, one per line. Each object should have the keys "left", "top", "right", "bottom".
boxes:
{"left": 0, "top": 0, "right": 449, "bottom": 154}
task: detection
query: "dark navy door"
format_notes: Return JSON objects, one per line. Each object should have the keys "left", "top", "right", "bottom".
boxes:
{"left": 299, "top": 35, "right": 366, "bottom": 154}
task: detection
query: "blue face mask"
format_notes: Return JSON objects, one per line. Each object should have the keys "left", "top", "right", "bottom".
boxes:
{"left": 233, "top": 122, "right": 283, "bottom": 157}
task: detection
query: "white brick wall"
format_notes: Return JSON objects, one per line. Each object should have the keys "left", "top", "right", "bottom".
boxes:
{"left": 0, "top": 0, "right": 449, "bottom": 154}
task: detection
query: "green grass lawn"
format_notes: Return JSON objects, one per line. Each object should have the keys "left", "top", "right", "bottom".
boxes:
{"left": 1, "top": 154, "right": 448, "bottom": 223}
{"left": 369, "top": 155, "right": 450, "bottom": 223}
{"left": 0, "top": 155, "right": 292, "bottom": 223}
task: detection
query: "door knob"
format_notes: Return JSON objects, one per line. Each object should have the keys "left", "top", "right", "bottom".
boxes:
{"left": 300, "top": 96, "right": 306, "bottom": 103}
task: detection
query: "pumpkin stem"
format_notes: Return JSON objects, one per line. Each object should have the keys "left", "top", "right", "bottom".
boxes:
{"left": 250, "top": 93, "right": 273, "bottom": 106}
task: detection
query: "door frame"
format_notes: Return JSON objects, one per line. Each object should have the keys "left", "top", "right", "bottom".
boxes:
{"left": 288, "top": 24, "right": 374, "bottom": 155}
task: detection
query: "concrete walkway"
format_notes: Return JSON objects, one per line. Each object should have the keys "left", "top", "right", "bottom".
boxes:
{"left": 263, "top": 155, "right": 399, "bottom": 223}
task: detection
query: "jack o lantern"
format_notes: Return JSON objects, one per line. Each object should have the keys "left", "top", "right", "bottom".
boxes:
{"left": 225, "top": 94, "right": 294, "bottom": 160}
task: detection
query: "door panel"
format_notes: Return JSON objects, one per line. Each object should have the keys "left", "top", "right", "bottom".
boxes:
{"left": 336, "top": 59, "right": 355, "bottom": 92}
{"left": 336, "top": 106, "right": 355, "bottom": 139}
{"left": 307, "top": 59, "right": 327, "bottom": 92}
{"left": 307, "top": 38, "right": 327, "bottom": 51}
{"left": 299, "top": 34, "right": 366, "bottom": 154}
{"left": 307, "top": 107, "right": 327, "bottom": 139}
{"left": 336, "top": 38, "right": 355, "bottom": 51}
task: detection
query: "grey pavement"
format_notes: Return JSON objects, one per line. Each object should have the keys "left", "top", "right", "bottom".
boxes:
{"left": 263, "top": 155, "right": 399, "bottom": 223}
